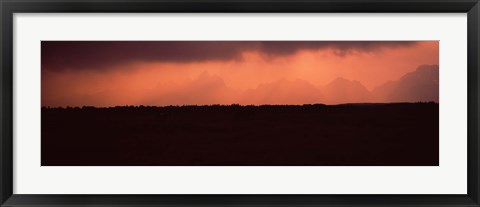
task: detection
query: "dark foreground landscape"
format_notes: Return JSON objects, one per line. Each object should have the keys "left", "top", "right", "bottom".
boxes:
{"left": 42, "top": 103, "right": 438, "bottom": 166}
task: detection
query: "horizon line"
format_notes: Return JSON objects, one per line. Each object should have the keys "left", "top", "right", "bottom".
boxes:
{"left": 41, "top": 101, "right": 439, "bottom": 109}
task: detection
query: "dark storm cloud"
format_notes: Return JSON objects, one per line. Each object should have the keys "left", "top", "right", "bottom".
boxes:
{"left": 257, "top": 41, "right": 417, "bottom": 56}
{"left": 41, "top": 41, "right": 417, "bottom": 71}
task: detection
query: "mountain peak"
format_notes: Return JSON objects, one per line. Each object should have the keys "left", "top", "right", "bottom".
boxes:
{"left": 416, "top": 64, "right": 439, "bottom": 72}
{"left": 331, "top": 77, "right": 350, "bottom": 83}
{"left": 327, "top": 77, "right": 367, "bottom": 90}
{"left": 373, "top": 64, "right": 439, "bottom": 103}
{"left": 322, "top": 77, "right": 371, "bottom": 104}
{"left": 198, "top": 70, "right": 212, "bottom": 79}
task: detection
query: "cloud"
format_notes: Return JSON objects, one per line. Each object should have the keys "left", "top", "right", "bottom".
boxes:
{"left": 257, "top": 41, "right": 416, "bottom": 56}
{"left": 41, "top": 41, "right": 418, "bottom": 72}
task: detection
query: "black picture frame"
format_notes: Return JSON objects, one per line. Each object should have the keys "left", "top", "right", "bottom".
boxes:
{"left": 1, "top": 0, "right": 479, "bottom": 206}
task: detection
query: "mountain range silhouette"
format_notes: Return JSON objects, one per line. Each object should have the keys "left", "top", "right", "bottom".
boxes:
{"left": 372, "top": 65, "right": 439, "bottom": 102}
{"left": 64, "top": 64, "right": 439, "bottom": 107}
{"left": 146, "top": 64, "right": 439, "bottom": 105}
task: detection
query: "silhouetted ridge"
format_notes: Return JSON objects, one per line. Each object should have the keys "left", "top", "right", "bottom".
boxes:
{"left": 42, "top": 102, "right": 440, "bottom": 110}
{"left": 372, "top": 65, "right": 439, "bottom": 102}
{"left": 323, "top": 77, "right": 371, "bottom": 104}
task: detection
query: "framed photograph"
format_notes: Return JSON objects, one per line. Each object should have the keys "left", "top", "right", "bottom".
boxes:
{"left": 1, "top": 0, "right": 479, "bottom": 206}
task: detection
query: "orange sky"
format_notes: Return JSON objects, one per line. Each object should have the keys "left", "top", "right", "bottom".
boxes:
{"left": 41, "top": 41, "right": 439, "bottom": 107}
